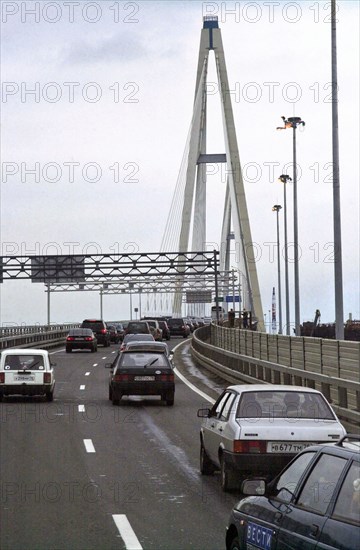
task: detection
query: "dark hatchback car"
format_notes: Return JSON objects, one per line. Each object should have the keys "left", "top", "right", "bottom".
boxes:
{"left": 107, "top": 348, "right": 175, "bottom": 406}
{"left": 167, "top": 318, "right": 190, "bottom": 338}
{"left": 66, "top": 328, "right": 98, "bottom": 353}
{"left": 106, "top": 324, "right": 120, "bottom": 344}
{"left": 226, "top": 434, "right": 360, "bottom": 550}
{"left": 80, "top": 319, "right": 110, "bottom": 347}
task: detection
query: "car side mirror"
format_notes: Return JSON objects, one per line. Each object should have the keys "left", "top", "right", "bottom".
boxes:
{"left": 197, "top": 408, "right": 210, "bottom": 418}
{"left": 241, "top": 478, "right": 266, "bottom": 496}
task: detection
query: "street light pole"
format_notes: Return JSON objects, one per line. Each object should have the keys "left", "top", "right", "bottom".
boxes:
{"left": 277, "top": 116, "right": 305, "bottom": 336}
{"left": 331, "top": 0, "right": 344, "bottom": 340}
{"left": 272, "top": 205, "right": 283, "bottom": 334}
{"left": 279, "top": 174, "right": 292, "bottom": 335}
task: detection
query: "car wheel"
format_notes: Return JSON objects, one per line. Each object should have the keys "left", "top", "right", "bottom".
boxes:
{"left": 166, "top": 393, "right": 174, "bottom": 406}
{"left": 112, "top": 395, "right": 120, "bottom": 406}
{"left": 46, "top": 392, "right": 54, "bottom": 402}
{"left": 109, "top": 387, "right": 112, "bottom": 400}
{"left": 66, "top": 347, "right": 72, "bottom": 353}
{"left": 229, "top": 537, "right": 241, "bottom": 550}
{"left": 220, "top": 454, "right": 235, "bottom": 492}
{"left": 0, "top": 395, "right": 3, "bottom": 402}
{"left": 200, "top": 442, "right": 214, "bottom": 475}
{"left": 91, "top": 346, "right": 96, "bottom": 353}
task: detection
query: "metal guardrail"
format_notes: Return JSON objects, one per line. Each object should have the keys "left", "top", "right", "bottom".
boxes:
{"left": 191, "top": 325, "right": 360, "bottom": 428}
{"left": 0, "top": 324, "right": 79, "bottom": 351}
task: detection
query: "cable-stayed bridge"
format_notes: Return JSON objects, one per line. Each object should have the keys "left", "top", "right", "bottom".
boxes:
{"left": 1, "top": 16, "right": 264, "bottom": 330}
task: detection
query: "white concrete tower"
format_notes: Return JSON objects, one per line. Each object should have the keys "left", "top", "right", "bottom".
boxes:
{"left": 173, "top": 17, "right": 264, "bottom": 330}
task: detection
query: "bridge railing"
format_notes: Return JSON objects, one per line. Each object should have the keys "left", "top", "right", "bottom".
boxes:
{"left": 0, "top": 324, "right": 79, "bottom": 351}
{"left": 191, "top": 324, "right": 360, "bottom": 428}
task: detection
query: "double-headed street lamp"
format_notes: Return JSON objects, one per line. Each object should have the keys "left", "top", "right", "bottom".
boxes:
{"left": 277, "top": 116, "right": 305, "bottom": 336}
{"left": 278, "top": 174, "right": 292, "bottom": 335}
{"left": 272, "top": 205, "right": 282, "bottom": 334}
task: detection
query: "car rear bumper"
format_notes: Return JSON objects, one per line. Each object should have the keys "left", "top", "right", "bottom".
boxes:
{"left": 0, "top": 384, "right": 55, "bottom": 396}
{"left": 223, "top": 450, "right": 295, "bottom": 477}
{"left": 67, "top": 343, "right": 94, "bottom": 349}
{"left": 112, "top": 382, "right": 175, "bottom": 397}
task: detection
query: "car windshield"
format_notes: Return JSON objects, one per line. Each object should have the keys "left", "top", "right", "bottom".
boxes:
{"left": 120, "top": 353, "right": 169, "bottom": 368}
{"left": 237, "top": 391, "right": 335, "bottom": 420}
{"left": 4, "top": 354, "right": 45, "bottom": 370}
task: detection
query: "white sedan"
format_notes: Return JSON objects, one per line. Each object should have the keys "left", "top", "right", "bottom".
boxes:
{"left": 197, "top": 384, "right": 346, "bottom": 491}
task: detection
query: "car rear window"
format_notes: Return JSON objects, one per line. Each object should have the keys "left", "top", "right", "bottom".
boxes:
{"left": 3, "top": 355, "right": 45, "bottom": 370}
{"left": 119, "top": 353, "right": 169, "bottom": 368}
{"left": 81, "top": 321, "right": 104, "bottom": 332}
{"left": 167, "top": 319, "right": 184, "bottom": 326}
{"left": 237, "top": 391, "right": 335, "bottom": 420}
{"left": 69, "top": 329, "right": 93, "bottom": 336}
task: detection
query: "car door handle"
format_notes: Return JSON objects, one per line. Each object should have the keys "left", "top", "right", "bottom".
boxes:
{"left": 310, "top": 524, "right": 320, "bottom": 538}
{"left": 274, "top": 512, "right": 282, "bottom": 524}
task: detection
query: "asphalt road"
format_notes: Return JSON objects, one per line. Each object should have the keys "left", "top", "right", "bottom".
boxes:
{"left": 0, "top": 339, "right": 238, "bottom": 550}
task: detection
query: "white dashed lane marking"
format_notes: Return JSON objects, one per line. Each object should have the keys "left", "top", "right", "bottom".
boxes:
{"left": 112, "top": 515, "right": 142, "bottom": 549}
{"left": 83, "top": 439, "right": 96, "bottom": 453}
{"left": 80, "top": 385, "right": 85, "bottom": 390}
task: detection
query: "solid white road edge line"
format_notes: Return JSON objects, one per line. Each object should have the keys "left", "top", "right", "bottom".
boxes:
{"left": 173, "top": 367, "right": 215, "bottom": 404}
{"left": 112, "top": 515, "right": 143, "bottom": 550}
{"left": 83, "top": 439, "right": 96, "bottom": 453}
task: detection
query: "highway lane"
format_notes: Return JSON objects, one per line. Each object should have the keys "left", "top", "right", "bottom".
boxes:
{"left": 0, "top": 340, "right": 239, "bottom": 550}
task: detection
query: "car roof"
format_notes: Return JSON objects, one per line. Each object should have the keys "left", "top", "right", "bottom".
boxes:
{"left": 123, "top": 333, "right": 154, "bottom": 341}
{"left": 227, "top": 384, "right": 324, "bottom": 395}
{"left": 1, "top": 348, "right": 49, "bottom": 355}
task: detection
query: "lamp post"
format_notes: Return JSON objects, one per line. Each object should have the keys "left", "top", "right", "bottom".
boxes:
{"left": 272, "top": 204, "right": 283, "bottom": 334}
{"left": 331, "top": 0, "right": 344, "bottom": 340}
{"left": 278, "top": 174, "right": 292, "bottom": 335}
{"left": 129, "top": 282, "right": 134, "bottom": 319}
{"left": 277, "top": 116, "right": 305, "bottom": 336}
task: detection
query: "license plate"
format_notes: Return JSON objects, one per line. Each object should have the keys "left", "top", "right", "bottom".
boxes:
{"left": 134, "top": 376, "right": 155, "bottom": 381}
{"left": 267, "top": 442, "right": 313, "bottom": 453}
{"left": 13, "top": 375, "right": 35, "bottom": 382}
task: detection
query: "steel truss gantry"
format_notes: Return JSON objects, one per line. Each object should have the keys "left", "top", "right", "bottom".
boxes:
{"left": 0, "top": 251, "right": 218, "bottom": 283}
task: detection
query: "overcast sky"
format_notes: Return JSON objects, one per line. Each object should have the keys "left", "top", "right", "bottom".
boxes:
{"left": 1, "top": 0, "right": 359, "bottom": 328}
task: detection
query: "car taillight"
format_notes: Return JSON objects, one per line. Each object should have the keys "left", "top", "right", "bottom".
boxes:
{"left": 67, "top": 336, "right": 75, "bottom": 341}
{"left": 0, "top": 373, "right": 5, "bottom": 383}
{"left": 233, "top": 440, "right": 267, "bottom": 453}
{"left": 44, "top": 373, "right": 51, "bottom": 383}
{"left": 160, "top": 373, "right": 174, "bottom": 382}
{"left": 101, "top": 329, "right": 107, "bottom": 334}
{"left": 114, "top": 374, "right": 129, "bottom": 382}
{"left": 85, "top": 337, "right": 93, "bottom": 341}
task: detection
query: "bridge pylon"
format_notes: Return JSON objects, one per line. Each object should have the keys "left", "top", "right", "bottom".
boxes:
{"left": 162, "top": 17, "right": 264, "bottom": 330}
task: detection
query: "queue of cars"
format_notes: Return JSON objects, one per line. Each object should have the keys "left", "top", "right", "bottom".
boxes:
{"left": 1, "top": 318, "right": 358, "bottom": 547}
